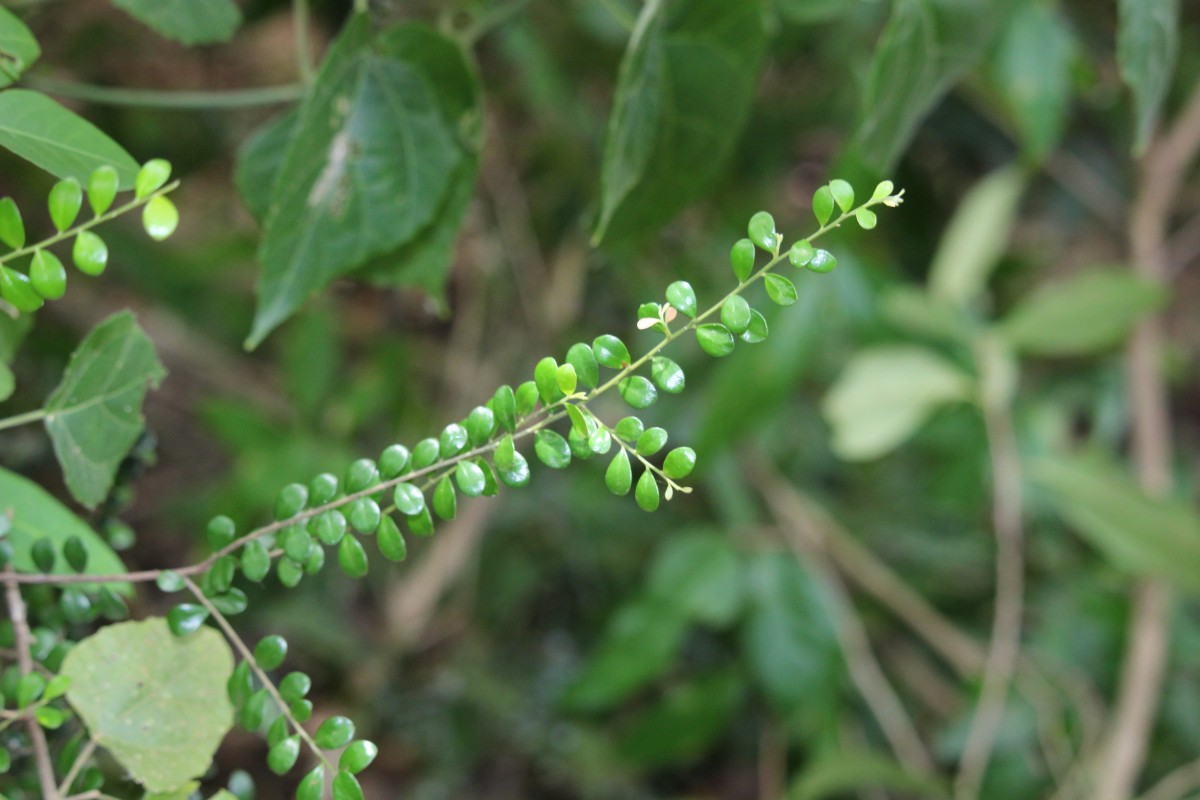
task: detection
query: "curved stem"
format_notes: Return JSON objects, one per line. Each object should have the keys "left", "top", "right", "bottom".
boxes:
{"left": 24, "top": 78, "right": 303, "bottom": 110}
{"left": 0, "top": 408, "right": 46, "bottom": 431}
{"left": 3, "top": 568, "right": 59, "bottom": 798}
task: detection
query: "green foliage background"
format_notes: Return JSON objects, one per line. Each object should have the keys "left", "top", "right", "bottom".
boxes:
{"left": 2, "top": 0, "right": 1200, "bottom": 798}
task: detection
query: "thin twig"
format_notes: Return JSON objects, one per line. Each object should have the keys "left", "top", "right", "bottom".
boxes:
{"left": 954, "top": 341, "right": 1026, "bottom": 800}
{"left": 57, "top": 735, "right": 98, "bottom": 796}
{"left": 3, "top": 568, "right": 59, "bottom": 799}
{"left": 1095, "top": 77, "right": 1200, "bottom": 800}
{"left": 23, "top": 78, "right": 303, "bottom": 109}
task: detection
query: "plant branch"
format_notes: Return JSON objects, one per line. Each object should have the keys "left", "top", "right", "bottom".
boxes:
{"left": 57, "top": 735, "right": 97, "bottom": 796}
{"left": 0, "top": 408, "right": 46, "bottom": 431}
{"left": 1094, "top": 77, "right": 1200, "bottom": 800}
{"left": 24, "top": 77, "right": 303, "bottom": 109}
{"left": 181, "top": 575, "right": 333, "bottom": 771}
{"left": 954, "top": 339, "right": 1026, "bottom": 800}
{"left": 3, "top": 568, "right": 59, "bottom": 799}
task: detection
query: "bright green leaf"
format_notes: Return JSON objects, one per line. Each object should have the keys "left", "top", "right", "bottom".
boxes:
{"left": 695, "top": 323, "right": 735, "bottom": 357}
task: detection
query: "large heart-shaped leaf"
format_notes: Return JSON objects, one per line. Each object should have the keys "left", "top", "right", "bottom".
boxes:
{"left": 246, "top": 17, "right": 478, "bottom": 348}
{"left": 110, "top": 0, "right": 242, "bottom": 45}
{"left": 44, "top": 312, "right": 165, "bottom": 508}
{"left": 592, "top": 0, "right": 766, "bottom": 243}
{"left": 61, "top": 618, "right": 235, "bottom": 793}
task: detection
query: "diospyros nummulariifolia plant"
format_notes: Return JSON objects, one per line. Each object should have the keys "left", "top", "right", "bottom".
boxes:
{"left": 0, "top": 178, "right": 902, "bottom": 798}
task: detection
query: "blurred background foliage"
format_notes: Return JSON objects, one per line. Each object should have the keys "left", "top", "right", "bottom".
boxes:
{"left": 3, "top": 0, "right": 1200, "bottom": 798}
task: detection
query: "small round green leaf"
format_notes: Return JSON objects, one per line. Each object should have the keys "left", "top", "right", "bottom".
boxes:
{"left": 592, "top": 335, "right": 630, "bottom": 369}
{"left": 280, "top": 671, "right": 311, "bottom": 702}
{"left": 534, "top": 429, "right": 571, "bottom": 469}
{"left": 205, "top": 515, "right": 236, "bottom": 550}
{"left": 60, "top": 587, "right": 92, "bottom": 623}
{"left": 763, "top": 273, "right": 798, "bottom": 306}
{"left": 635, "top": 471, "right": 660, "bottom": 512}
{"left": 62, "top": 536, "right": 88, "bottom": 573}
{"left": 135, "top": 159, "right": 172, "bottom": 199}
{"left": 855, "top": 207, "right": 877, "bottom": 229}
{"left": 48, "top": 178, "right": 82, "bottom": 232}
{"left": 339, "top": 740, "right": 378, "bottom": 774}
{"left": 377, "top": 515, "right": 407, "bottom": 562}
{"left": 650, "top": 356, "right": 685, "bottom": 394}
{"left": 455, "top": 459, "right": 486, "bottom": 498}
{"left": 72, "top": 231, "right": 108, "bottom": 276}
{"left": 730, "top": 238, "right": 755, "bottom": 282}
{"left": 493, "top": 385, "right": 517, "bottom": 432}
{"left": 142, "top": 195, "right": 179, "bottom": 240}
{"left": 812, "top": 185, "right": 834, "bottom": 226}
{"left": 872, "top": 179, "right": 895, "bottom": 201}
{"left": 619, "top": 374, "right": 658, "bottom": 409}
{"left": 241, "top": 540, "right": 270, "bottom": 582}
{"left": 788, "top": 240, "right": 815, "bottom": 267}
{"left": 393, "top": 483, "right": 425, "bottom": 516}
{"left": 747, "top": 211, "right": 776, "bottom": 250}
{"left": 378, "top": 445, "right": 410, "bottom": 479}
{"left": 566, "top": 343, "right": 599, "bottom": 389}
{"left": 588, "top": 425, "right": 613, "bottom": 455}
{"left": 316, "top": 715, "right": 356, "bottom": 750}
{"left": 439, "top": 423, "right": 469, "bottom": 458}
{"left": 465, "top": 406, "right": 495, "bottom": 447}
{"left": 806, "top": 249, "right": 837, "bottom": 273}
{"left": 407, "top": 506, "right": 435, "bottom": 537}
{"left": 167, "top": 603, "right": 207, "bottom": 637}
{"left": 514, "top": 381, "right": 539, "bottom": 416}
{"left": 87, "top": 165, "right": 119, "bottom": 216}
{"left": 496, "top": 450, "right": 530, "bottom": 488}
{"left": 741, "top": 309, "right": 769, "bottom": 343}
{"left": 556, "top": 362, "right": 578, "bottom": 396}
{"left": 0, "top": 267, "right": 44, "bottom": 313}
{"left": 30, "top": 250, "right": 66, "bottom": 300}
{"left": 274, "top": 483, "right": 308, "bottom": 520}
{"left": 31, "top": 538, "right": 55, "bottom": 572}
{"left": 828, "top": 178, "right": 855, "bottom": 212}
{"left": 567, "top": 404, "right": 591, "bottom": 437}
{"left": 0, "top": 197, "right": 25, "bottom": 249}
{"left": 332, "top": 770, "right": 365, "bottom": 800}
{"left": 720, "top": 295, "right": 751, "bottom": 335}
{"left": 432, "top": 475, "right": 457, "bottom": 520}
{"left": 254, "top": 635, "right": 287, "bottom": 670}
{"left": 636, "top": 427, "right": 668, "bottom": 456}
{"left": 666, "top": 281, "right": 697, "bottom": 318}
{"left": 695, "top": 324, "right": 735, "bottom": 357}
{"left": 309, "top": 510, "right": 347, "bottom": 546}
{"left": 279, "top": 526, "right": 313, "bottom": 564}
{"left": 298, "top": 765, "right": 325, "bottom": 800}
{"left": 309, "top": 472, "right": 339, "bottom": 504}
{"left": 337, "top": 536, "right": 369, "bottom": 578}
{"left": 344, "top": 458, "right": 379, "bottom": 493}
{"left": 17, "top": 672, "right": 45, "bottom": 707}
{"left": 605, "top": 449, "right": 632, "bottom": 496}
{"left": 267, "top": 735, "right": 300, "bottom": 775}
{"left": 534, "top": 356, "right": 563, "bottom": 406}
{"left": 347, "top": 498, "right": 381, "bottom": 534}
{"left": 411, "top": 438, "right": 440, "bottom": 469}
{"left": 663, "top": 447, "right": 697, "bottom": 479}
{"left": 615, "top": 416, "right": 643, "bottom": 441}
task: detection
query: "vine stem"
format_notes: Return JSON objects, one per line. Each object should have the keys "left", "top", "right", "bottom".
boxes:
{"left": 57, "top": 735, "right": 97, "bottom": 796}
{"left": 0, "top": 408, "right": 46, "bottom": 431}
{"left": 3, "top": 567, "right": 60, "bottom": 799}
{"left": 0, "top": 181, "right": 181, "bottom": 268}
{"left": 24, "top": 78, "right": 303, "bottom": 110}
{"left": 954, "top": 338, "right": 1025, "bottom": 800}
{"left": 181, "top": 575, "right": 333, "bottom": 772}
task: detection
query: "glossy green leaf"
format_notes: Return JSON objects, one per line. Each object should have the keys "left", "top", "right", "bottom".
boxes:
{"left": 619, "top": 375, "right": 658, "bottom": 408}
{"left": 763, "top": 273, "right": 797, "bottom": 306}
{"left": 534, "top": 356, "right": 563, "bottom": 405}
{"left": 347, "top": 497, "right": 381, "bottom": 533}
{"left": 316, "top": 715, "right": 356, "bottom": 750}
{"left": 636, "top": 427, "right": 668, "bottom": 456}
{"left": 337, "top": 535, "right": 369, "bottom": 578}
{"left": 72, "top": 231, "right": 108, "bottom": 276}
{"left": 241, "top": 540, "right": 270, "bottom": 582}
{"left": 493, "top": 384, "right": 517, "bottom": 431}
{"left": 928, "top": 165, "right": 1025, "bottom": 307}
{"left": 695, "top": 323, "right": 734, "bottom": 357}
{"left": 496, "top": 449, "right": 531, "bottom": 488}
{"left": 30, "top": 250, "right": 66, "bottom": 300}
{"left": 112, "top": 0, "right": 241, "bottom": 44}
{"left": 411, "top": 438, "right": 440, "bottom": 469}
{"left": 534, "top": 429, "right": 571, "bottom": 469}
{"left": 465, "top": 405, "right": 495, "bottom": 446}
{"left": 48, "top": 178, "right": 82, "bottom": 232}
{"left": 822, "top": 345, "right": 973, "bottom": 460}
{"left": 592, "top": 334, "right": 630, "bottom": 369}
{"left": 432, "top": 475, "right": 457, "bottom": 520}
{"left": 605, "top": 450, "right": 632, "bottom": 496}
{"left": 828, "top": 179, "right": 854, "bottom": 212}
{"left": 990, "top": 2, "right": 1075, "bottom": 159}
{"left": 1001, "top": 269, "right": 1165, "bottom": 356}
{"left": 788, "top": 240, "right": 815, "bottom": 268}
{"left": 439, "top": 423, "right": 469, "bottom": 458}
{"left": 1118, "top": 0, "right": 1179, "bottom": 153}
{"left": 87, "top": 165, "right": 118, "bottom": 216}
{"left": 805, "top": 249, "right": 836, "bottom": 274}
{"left": 635, "top": 470, "right": 660, "bottom": 511}
{"left": 1032, "top": 455, "right": 1200, "bottom": 592}
{"left": 650, "top": 356, "right": 685, "bottom": 393}
{"left": 340, "top": 740, "right": 378, "bottom": 774}
{"left": 392, "top": 483, "right": 425, "bottom": 516}
{"left": 0, "top": 8, "right": 40, "bottom": 89}
{"left": 615, "top": 416, "right": 644, "bottom": 442}
{"left": 663, "top": 447, "right": 697, "bottom": 480}
{"left": 666, "top": 280, "right": 697, "bottom": 318}
{"left": 455, "top": 459, "right": 487, "bottom": 498}
{"left": 593, "top": 0, "right": 766, "bottom": 242}
{"left": 267, "top": 735, "right": 300, "bottom": 775}
{"left": 274, "top": 483, "right": 308, "bottom": 520}
{"left": 309, "top": 510, "right": 347, "bottom": 546}
{"left": 135, "top": 159, "right": 172, "bottom": 199}
{"left": 565, "top": 343, "right": 599, "bottom": 390}
{"left": 730, "top": 238, "right": 755, "bottom": 282}
{"left": 588, "top": 425, "right": 613, "bottom": 455}
{"left": 332, "top": 770, "right": 365, "bottom": 800}
{"left": 855, "top": 0, "right": 999, "bottom": 170}
{"left": 514, "top": 381, "right": 539, "bottom": 416}
{"left": 855, "top": 208, "right": 877, "bottom": 229}
{"left": 556, "top": 362, "right": 578, "bottom": 396}
{"left": 142, "top": 196, "right": 179, "bottom": 241}
{"left": 245, "top": 19, "right": 475, "bottom": 348}
{"left": 0, "top": 90, "right": 139, "bottom": 187}
{"left": 0, "top": 196, "right": 24, "bottom": 248}
{"left": 376, "top": 515, "right": 407, "bottom": 561}
{"left": 253, "top": 635, "right": 287, "bottom": 670}
{"left": 567, "top": 404, "right": 590, "bottom": 437}
{"left": 61, "top": 618, "right": 234, "bottom": 792}
{"left": 0, "top": 266, "right": 43, "bottom": 313}
{"left": 812, "top": 186, "right": 834, "bottom": 226}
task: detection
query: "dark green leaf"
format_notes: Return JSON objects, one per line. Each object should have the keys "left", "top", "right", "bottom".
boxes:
{"left": 666, "top": 280, "right": 697, "bottom": 318}
{"left": 253, "top": 635, "right": 287, "bottom": 670}
{"left": 337, "top": 535, "right": 369, "bottom": 578}
{"left": 44, "top": 312, "right": 166, "bottom": 508}
{"left": 648, "top": 531, "right": 739, "bottom": 625}
{"left": 316, "top": 716, "right": 356, "bottom": 750}
{"left": 432, "top": 475, "right": 457, "bottom": 520}
{"left": 496, "top": 449, "right": 531, "bottom": 488}
{"left": 695, "top": 323, "right": 735, "bottom": 357}
{"left": 763, "top": 273, "right": 797, "bottom": 306}
{"left": 167, "top": 604, "right": 208, "bottom": 637}
{"left": 111, "top": 0, "right": 241, "bottom": 44}
{"left": 605, "top": 450, "right": 632, "bottom": 496}
{"left": 792, "top": 753, "right": 950, "bottom": 800}
{"left": 619, "top": 375, "right": 658, "bottom": 408}
{"left": 493, "top": 384, "right": 517, "bottom": 431}
{"left": 720, "top": 295, "right": 752, "bottom": 335}
{"left": 593, "top": 0, "right": 767, "bottom": 242}
{"left": 592, "top": 334, "right": 630, "bottom": 369}
{"left": 650, "top": 356, "right": 685, "bottom": 393}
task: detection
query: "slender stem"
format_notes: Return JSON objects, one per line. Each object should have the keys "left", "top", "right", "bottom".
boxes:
{"left": 0, "top": 408, "right": 46, "bottom": 431}
{"left": 3, "top": 568, "right": 59, "bottom": 799}
{"left": 181, "top": 575, "right": 333, "bottom": 771}
{"left": 954, "top": 340, "right": 1026, "bottom": 800}
{"left": 463, "top": 0, "right": 536, "bottom": 44}
{"left": 1136, "top": 756, "right": 1200, "bottom": 800}
{"left": 293, "top": 0, "right": 315, "bottom": 84}
{"left": 595, "top": 0, "right": 637, "bottom": 30}
{"left": 57, "top": 736, "right": 98, "bottom": 796}
{"left": 0, "top": 182, "right": 181, "bottom": 268}
{"left": 23, "top": 78, "right": 303, "bottom": 110}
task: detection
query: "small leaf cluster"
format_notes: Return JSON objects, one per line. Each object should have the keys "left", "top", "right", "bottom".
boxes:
{"left": 0, "top": 159, "right": 179, "bottom": 315}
